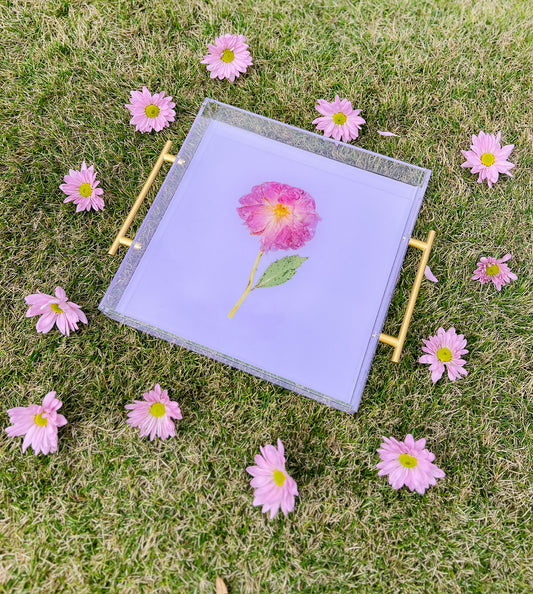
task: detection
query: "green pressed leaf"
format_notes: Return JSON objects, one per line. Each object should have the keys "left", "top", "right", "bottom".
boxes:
{"left": 254, "top": 255, "right": 308, "bottom": 289}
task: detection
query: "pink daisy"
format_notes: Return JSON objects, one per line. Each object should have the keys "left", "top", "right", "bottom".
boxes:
{"left": 125, "top": 384, "right": 182, "bottom": 441}
{"left": 5, "top": 391, "right": 67, "bottom": 455}
{"left": 25, "top": 286, "right": 88, "bottom": 336}
{"left": 419, "top": 327, "right": 468, "bottom": 383}
{"left": 246, "top": 439, "right": 298, "bottom": 519}
{"left": 237, "top": 181, "right": 320, "bottom": 252}
{"left": 376, "top": 434, "right": 445, "bottom": 495}
{"left": 201, "top": 34, "right": 253, "bottom": 82}
{"left": 125, "top": 87, "right": 176, "bottom": 133}
{"left": 472, "top": 253, "right": 517, "bottom": 291}
{"left": 312, "top": 95, "right": 366, "bottom": 142}
{"left": 59, "top": 161, "right": 104, "bottom": 212}
{"left": 461, "top": 131, "right": 515, "bottom": 188}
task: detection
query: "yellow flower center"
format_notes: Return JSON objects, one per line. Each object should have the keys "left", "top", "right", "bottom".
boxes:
{"left": 273, "top": 469, "right": 286, "bottom": 486}
{"left": 79, "top": 183, "right": 92, "bottom": 197}
{"left": 34, "top": 413, "right": 48, "bottom": 426}
{"left": 399, "top": 453, "right": 418, "bottom": 468}
{"left": 480, "top": 152, "right": 495, "bottom": 166}
{"left": 486, "top": 264, "right": 499, "bottom": 276}
{"left": 332, "top": 112, "right": 347, "bottom": 125}
{"left": 221, "top": 49, "right": 235, "bottom": 63}
{"left": 150, "top": 402, "right": 166, "bottom": 417}
{"left": 145, "top": 104, "right": 160, "bottom": 118}
{"left": 437, "top": 347, "right": 452, "bottom": 362}
{"left": 273, "top": 203, "right": 290, "bottom": 219}
{"left": 51, "top": 303, "right": 63, "bottom": 314}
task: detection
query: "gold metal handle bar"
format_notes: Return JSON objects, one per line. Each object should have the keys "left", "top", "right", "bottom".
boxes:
{"left": 109, "top": 140, "right": 178, "bottom": 255}
{"left": 379, "top": 229, "right": 436, "bottom": 363}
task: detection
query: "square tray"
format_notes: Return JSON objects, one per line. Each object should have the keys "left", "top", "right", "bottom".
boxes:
{"left": 100, "top": 99, "right": 431, "bottom": 413}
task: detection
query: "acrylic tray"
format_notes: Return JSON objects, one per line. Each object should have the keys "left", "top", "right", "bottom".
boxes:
{"left": 99, "top": 99, "right": 433, "bottom": 413}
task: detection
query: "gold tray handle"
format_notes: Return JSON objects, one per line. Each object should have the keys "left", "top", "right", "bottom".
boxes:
{"left": 108, "top": 141, "right": 181, "bottom": 255}
{"left": 379, "top": 230, "right": 436, "bottom": 362}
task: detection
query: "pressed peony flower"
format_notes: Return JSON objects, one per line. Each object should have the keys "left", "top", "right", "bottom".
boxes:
{"left": 472, "top": 253, "right": 517, "bottom": 291}
{"left": 125, "top": 87, "right": 176, "bottom": 133}
{"left": 312, "top": 95, "right": 365, "bottom": 142}
{"left": 461, "top": 131, "right": 514, "bottom": 188}
{"left": 229, "top": 182, "right": 321, "bottom": 318}
{"left": 237, "top": 181, "right": 320, "bottom": 253}
{"left": 5, "top": 391, "right": 67, "bottom": 455}
{"left": 201, "top": 33, "right": 253, "bottom": 82}
{"left": 419, "top": 327, "right": 468, "bottom": 383}
{"left": 125, "top": 384, "right": 182, "bottom": 441}
{"left": 25, "top": 286, "right": 87, "bottom": 336}
{"left": 424, "top": 265, "right": 438, "bottom": 283}
{"left": 376, "top": 434, "right": 445, "bottom": 494}
{"left": 59, "top": 161, "right": 104, "bottom": 212}
{"left": 246, "top": 439, "right": 298, "bottom": 519}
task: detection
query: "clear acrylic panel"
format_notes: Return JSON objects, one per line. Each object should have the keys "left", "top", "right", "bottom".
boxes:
{"left": 99, "top": 99, "right": 431, "bottom": 413}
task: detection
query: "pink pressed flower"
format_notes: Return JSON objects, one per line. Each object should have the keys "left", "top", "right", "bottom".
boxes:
{"left": 419, "top": 327, "right": 468, "bottom": 383}
{"left": 201, "top": 34, "right": 253, "bottom": 82}
{"left": 237, "top": 182, "right": 320, "bottom": 253}
{"left": 461, "top": 131, "right": 515, "bottom": 188}
{"left": 246, "top": 439, "right": 298, "bottom": 519}
{"left": 472, "top": 253, "right": 517, "bottom": 291}
{"left": 424, "top": 265, "right": 438, "bottom": 283}
{"left": 5, "top": 391, "right": 67, "bottom": 455}
{"left": 59, "top": 161, "right": 104, "bottom": 212}
{"left": 376, "top": 434, "right": 445, "bottom": 495}
{"left": 312, "top": 95, "right": 366, "bottom": 142}
{"left": 125, "top": 87, "right": 176, "bottom": 133}
{"left": 25, "top": 286, "right": 88, "bottom": 336}
{"left": 125, "top": 384, "right": 182, "bottom": 441}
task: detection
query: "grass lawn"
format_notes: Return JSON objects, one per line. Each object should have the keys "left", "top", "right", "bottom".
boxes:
{"left": 1, "top": 0, "right": 532, "bottom": 592}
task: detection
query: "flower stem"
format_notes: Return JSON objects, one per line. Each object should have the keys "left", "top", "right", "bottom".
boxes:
{"left": 228, "top": 251, "right": 263, "bottom": 319}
